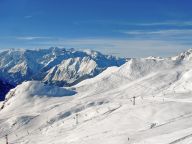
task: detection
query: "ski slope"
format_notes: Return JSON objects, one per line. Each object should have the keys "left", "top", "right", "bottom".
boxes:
{"left": 1, "top": 49, "right": 192, "bottom": 144}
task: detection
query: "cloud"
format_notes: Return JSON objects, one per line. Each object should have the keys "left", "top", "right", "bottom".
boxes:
{"left": 24, "top": 15, "right": 33, "bottom": 19}
{"left": 32, "top": 37, "right": 192, "bottom": 58}
{"left": 136, "top": 21, "right": 192, "bottom": 27}
{"left": 75, "top": 20, "right": 192, "bottom": 27}
{"left": 16, "top": 36, "right": 50, "bottom": 40}
{"left": 123, "top": 29, "right": 192, "bottom": 35}
{"left": 1, "top": 36, "right": 191, "bottom": 58}
{"left": 4, "top": 28, "right": 192, "bottom": 58}
{"left": 121, "top": 29, "right": 192, "bottom": 42}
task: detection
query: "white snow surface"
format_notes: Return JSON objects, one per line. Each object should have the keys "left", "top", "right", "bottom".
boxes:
{"left": 1, "top": 49, "right": 192, "bottom": 144}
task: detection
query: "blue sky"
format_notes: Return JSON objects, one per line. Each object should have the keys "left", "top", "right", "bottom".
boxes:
{"left": 0, "top": 0, "right": 192, "bottom": 57}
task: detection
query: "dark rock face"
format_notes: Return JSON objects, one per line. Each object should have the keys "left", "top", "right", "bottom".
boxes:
{"left": 0, "top": 80, "right": 14, "bottom": 101}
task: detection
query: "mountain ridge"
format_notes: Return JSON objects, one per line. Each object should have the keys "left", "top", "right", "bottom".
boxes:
{"left": 0, "top": 47, "right": 126, "bottom": 86}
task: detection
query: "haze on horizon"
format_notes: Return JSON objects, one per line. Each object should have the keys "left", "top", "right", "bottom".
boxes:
{"left": 0, "top": 0, "right": 192, "bottom": 57}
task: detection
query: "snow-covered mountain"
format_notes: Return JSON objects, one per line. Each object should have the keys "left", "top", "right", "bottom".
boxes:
{"left": 1, "top": 49, "right": 192, "bottom": 144}
{"left": 0, "top": 47, "right": 126, "bottom": 86}
{"left": 172, "top": 48, "right": 192, "bottom": 61}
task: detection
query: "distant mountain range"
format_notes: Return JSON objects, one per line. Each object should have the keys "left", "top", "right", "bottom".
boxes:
{"left": 0, "top": 47, "right": 126, "bottom": 85}
{"left": 0, "top": 47, "right": 126, "bottom": 100}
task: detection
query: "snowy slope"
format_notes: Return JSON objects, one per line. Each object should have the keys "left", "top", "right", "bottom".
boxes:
{"left": 0, "top": 47, "right": 126, "bottom": 86}
{"left": 1, "top": 49, "right": 192, "bottom": 144}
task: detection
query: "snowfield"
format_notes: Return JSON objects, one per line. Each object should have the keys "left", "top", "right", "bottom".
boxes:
{"left": 1, "top": 49, "right": 192, "bottom": 144}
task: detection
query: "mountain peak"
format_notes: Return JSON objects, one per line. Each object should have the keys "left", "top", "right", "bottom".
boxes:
{"left": 172, "top": 48, "right": 192, "bottom": 61}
